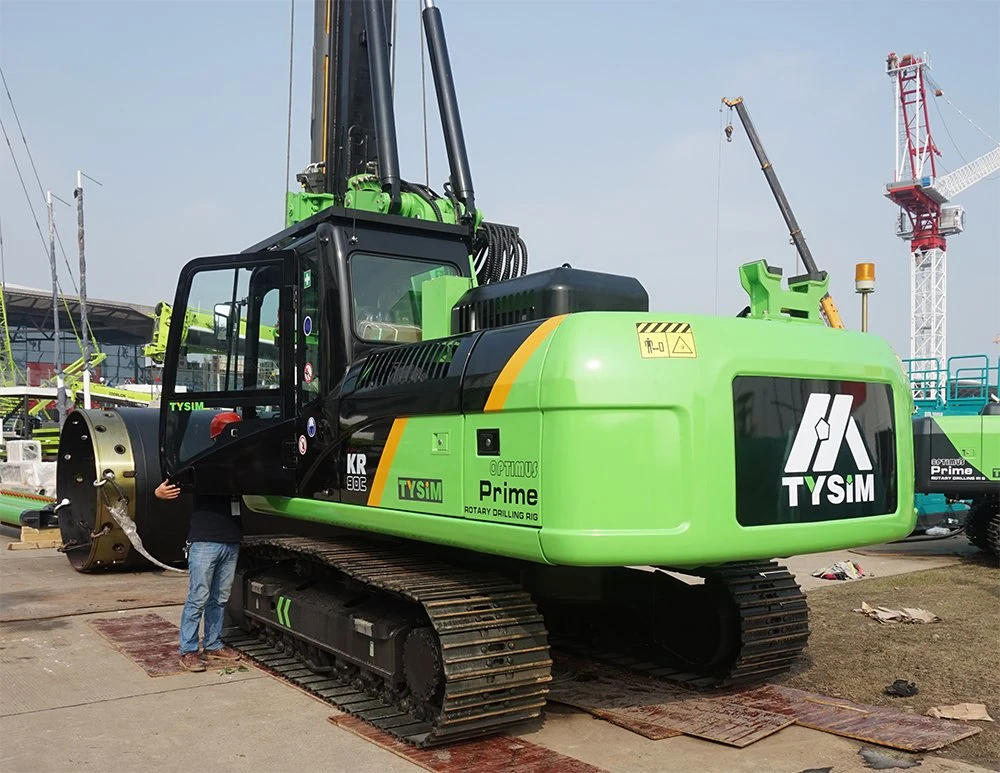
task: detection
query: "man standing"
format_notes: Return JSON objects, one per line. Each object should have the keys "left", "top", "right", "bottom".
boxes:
{"left": 155, "top": 410, "right": 244, "bottom": 672}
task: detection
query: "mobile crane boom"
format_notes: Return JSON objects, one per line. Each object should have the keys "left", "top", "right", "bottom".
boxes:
{"left": 723, "top": 97, "right": 845, "bottom": 329}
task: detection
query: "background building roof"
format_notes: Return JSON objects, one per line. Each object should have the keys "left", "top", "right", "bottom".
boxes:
{"left": 2, "top": 284, "right": 156, "bottom": 346}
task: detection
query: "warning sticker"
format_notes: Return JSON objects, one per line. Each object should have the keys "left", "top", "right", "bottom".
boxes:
{"left": 635, "top": 322, "right": 697, "bottom": 359}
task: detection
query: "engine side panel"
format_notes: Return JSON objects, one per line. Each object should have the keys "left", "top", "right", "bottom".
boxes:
{"left": 246, "top": 310, "right": 915, "bottom": 569}
{"left": 913, "top": 414, "right": 1000, "bottom": 496}
{"left": 536, "top": 313, "right": 914, "bottom": 566}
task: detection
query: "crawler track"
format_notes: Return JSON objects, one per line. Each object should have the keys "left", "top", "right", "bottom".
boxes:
{"left": 549, "top": 561, "right": 810, "bottom": 690}
{"left": 227, "top": 538, "right": 808, "bottom": 746}
{"left": 692, "top": 560, "right": 811, "bottom": 686}
{"left": 966, "top": 500, "right": 1000, "bottom": 561}
{"left": 227, "top": 535, "right": 552, "bottom": 747}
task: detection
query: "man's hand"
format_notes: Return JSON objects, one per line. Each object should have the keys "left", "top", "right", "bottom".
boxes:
{"left": 154, "top": 480, "right": 181, "bottom": 500}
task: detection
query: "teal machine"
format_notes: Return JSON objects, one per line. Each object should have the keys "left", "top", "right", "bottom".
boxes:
{"left": 902, "top": 354, "right": 998, "bottom": 537}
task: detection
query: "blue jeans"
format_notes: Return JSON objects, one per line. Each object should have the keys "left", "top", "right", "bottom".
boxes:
{"left": 179, "top": 541, "right": 240, "bottom": 655}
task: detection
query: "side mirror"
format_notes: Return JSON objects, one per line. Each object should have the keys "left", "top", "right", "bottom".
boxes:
{"left": 213, "top": 303, "right": 232, "bottom": 341}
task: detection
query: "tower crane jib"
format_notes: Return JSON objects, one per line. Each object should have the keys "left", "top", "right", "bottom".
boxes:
{"left": 928, "top": 146, "right": 1000, "bottom": 203}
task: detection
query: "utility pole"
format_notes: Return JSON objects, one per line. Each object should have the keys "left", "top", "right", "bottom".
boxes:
{"left": 74, "top": 170, "right": 102, "bottom": 410}
{"left": 46, "top": 191, "right": 68, "bottom": 427}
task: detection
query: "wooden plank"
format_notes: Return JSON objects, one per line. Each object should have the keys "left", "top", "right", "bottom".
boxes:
{"left": 8, "top": 539, "right": 62, "bottom": 550}
{"left": 7, "top": 526, "right": 62, "bottom": 550}
{"left": 551, "top": 656, "right": 980, "bottom": 753}
{"left": 551, "top": 681, "right": 789, "bottom": 746}
{"left": 547, "top": 657, "right": 791, "bottom": 747}
{"left": 730, "top": 685, "right": 981, "bottom": 752}
{"left": 329, "top": 714, "right": 609, "bottom": 773}
{"left": 587, "top": 707, "right": 683, "bottom": 741}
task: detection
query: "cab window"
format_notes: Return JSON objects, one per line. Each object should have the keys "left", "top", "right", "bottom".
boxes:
{"left": 173, "top": 265, "right": 280, "bottom": 393}
{"left": 168, "top": 263, "right": 283, "bottom": 464}
{"left": 350, "top": 254, "right": 457, "bottom": 343}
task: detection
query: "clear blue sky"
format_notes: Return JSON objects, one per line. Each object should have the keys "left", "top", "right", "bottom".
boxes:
{"left": 2, "top": 0, "right": 998, "bottom": 359}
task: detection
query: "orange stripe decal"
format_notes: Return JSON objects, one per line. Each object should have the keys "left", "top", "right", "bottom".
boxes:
{"left": 484, "top": 315, "right": 568, "bottom": 412}
{"left": 367, "top": 418, "right": 408, "bottom": 507}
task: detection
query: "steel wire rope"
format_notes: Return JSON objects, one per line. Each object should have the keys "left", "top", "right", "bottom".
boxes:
{"left": 0, "top": 112, "right": 85, "bottom": 362}
{"left": 283, "top": 0, "right": 296, "bottom": 224}
{"left": 1, "top": 135, "right": 81, "bottom": 378}
{"left": 926, "top": 73, "right": 999, "bottom": 146}
{"left": 0, "top": 121, "right": 83, "bottom": 387}
{"left": 931, "top": 93, "right": 967, "bottom": 167}
{"left": 0, "top": 214, "right": 24, "bottom": 383}
{"left": 925, "top": 72, "right": 1000, "bottom": 183}
{"left": 53, "top": 230, "right": 81, "bottom": 296}
{"left": 0, "top": 67, "right": 48, "bottom": 208}
{"left": 2, "top": 66, "right": 98, "bottom": 350}
{"left": 419, "top": 0, "right": 430, "bottom": 186}
{"left": 0, "top": 123, "right": 97, "bottom": 372}
{"left": 1, "top": 67, "right": 80, "bottom": 294}
{"left": 714, "top": 104, "right": 725, "bottom": 314}
{"left": 57, "top": 282, "right": 84, "bottom": 348}
{"left": 0, "top": 114, "right": 48, "bottom": 258}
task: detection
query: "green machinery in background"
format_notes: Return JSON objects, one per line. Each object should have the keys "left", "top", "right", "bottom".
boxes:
{"left": 1, "top": 354, "right": 157, "bottom": 458}
{"left": 905, "top": 354, "right": 999, "bottom": 558}
{"left": 54, "top": 0, "right": 917, "bottom": 746}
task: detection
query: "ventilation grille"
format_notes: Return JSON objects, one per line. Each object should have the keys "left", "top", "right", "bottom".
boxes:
{"left": 355, "top": 340, "right": 461, "bottom": 391}
{"left": 453, "top": 291, "right": 538, "bottom": 333}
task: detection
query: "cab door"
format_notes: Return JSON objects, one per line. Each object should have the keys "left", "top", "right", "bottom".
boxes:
{"left": 158, "top": 251, "right": 298, "bottom": 496}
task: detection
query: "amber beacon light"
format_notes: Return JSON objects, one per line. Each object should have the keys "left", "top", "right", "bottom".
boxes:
{"left": 855, "top": 262, "right": 876, "bottom": 332}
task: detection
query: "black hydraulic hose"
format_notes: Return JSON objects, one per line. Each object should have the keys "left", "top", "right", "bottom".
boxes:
{"left": 473, "top": 222, "right": 528, "bottom": 285}
{"left": 362, "top": 0, "right": 401, "bottom": 213}
{"left": 401, "top": 180, "right": 444, "bottom": 222}
{"left": 421, "top": 0, "right": 476, "bottom": 223}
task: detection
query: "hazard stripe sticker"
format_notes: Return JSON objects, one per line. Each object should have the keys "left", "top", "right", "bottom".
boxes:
{"left": 636, "top": 321, "right": 691, "bottom": 334}
{"left": 635, "top": 321, "right": 697, "bottom": 359}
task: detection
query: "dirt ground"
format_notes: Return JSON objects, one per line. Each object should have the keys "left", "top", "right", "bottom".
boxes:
{"left": 783, "top": 554, "right": 1000, "bottom": 770}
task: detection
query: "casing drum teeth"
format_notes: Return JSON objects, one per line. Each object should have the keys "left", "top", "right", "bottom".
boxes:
{"left": 56, "top": 408, "right": 190, "bottom": 572}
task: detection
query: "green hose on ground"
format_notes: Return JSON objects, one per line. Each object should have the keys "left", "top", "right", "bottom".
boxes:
{"left": 0, "top": 489, "right": 55, "bottom": 527}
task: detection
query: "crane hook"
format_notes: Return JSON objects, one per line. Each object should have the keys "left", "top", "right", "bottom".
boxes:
{"left": 724, "top": 123, "right": 734, "bottom": 142}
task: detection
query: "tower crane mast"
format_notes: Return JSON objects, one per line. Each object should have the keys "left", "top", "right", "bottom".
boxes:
{"left": 884, "top": 52, "right": 1000, "bottom": 376}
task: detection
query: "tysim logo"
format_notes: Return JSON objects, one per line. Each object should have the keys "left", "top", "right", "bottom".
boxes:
{"left": 781, "top": 393, "right": 874, "bottom": 507}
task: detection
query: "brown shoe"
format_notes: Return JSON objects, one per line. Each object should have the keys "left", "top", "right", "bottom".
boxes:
{"left": 204, "top": 645, "right": 242, "bottom": 662}
{"left": 180, "top": 652, "right": 206, "bottom": 672}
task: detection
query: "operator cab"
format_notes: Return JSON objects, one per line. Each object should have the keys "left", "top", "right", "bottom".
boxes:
{"left": 157, "top": 207, "right": 474, "bottom": 497}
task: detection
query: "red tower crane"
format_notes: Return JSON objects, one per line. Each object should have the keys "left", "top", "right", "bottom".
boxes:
{"left": 885, "top": 52, "right": 1000, "bottom": 378}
